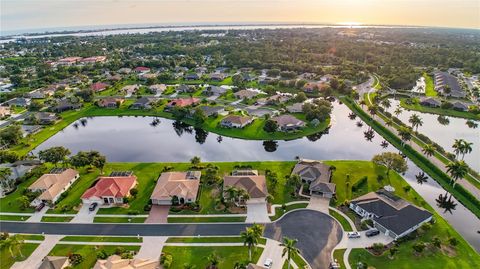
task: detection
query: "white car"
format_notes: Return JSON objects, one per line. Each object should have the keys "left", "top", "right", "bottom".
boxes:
{"left": 347, "top": 231, "right": 361, "bottom": 238}
{"left": 264, "top": 258, "right": 273, "bottom": 268}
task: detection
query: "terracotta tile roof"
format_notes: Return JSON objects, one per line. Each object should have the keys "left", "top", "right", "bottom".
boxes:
{"left": 134, "top": 66, "right": 150, "bottom": 72}
{"left": 167, "top": 97, "right": 200, "bottom": 107}
{"left": 151, "top": 171, "right": 201, "bottom": 201}
{"left": 224, "top": 175, "right": 268, "bottom": 198}
{"left": 82, "top": 176, "right": 137, "bottom": 199}
{"left": 272, "top": 114, "right": 305, "bottom": 127}
{"left": 90, "top": 82, "right": 109, "bottom": 92}
{"left": 221, "top": 115, "right": 253, "bottom": 125}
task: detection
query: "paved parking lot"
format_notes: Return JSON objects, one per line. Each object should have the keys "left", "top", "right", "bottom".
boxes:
{"left": 265, "top": 209, "right": 342, "bottom": 269}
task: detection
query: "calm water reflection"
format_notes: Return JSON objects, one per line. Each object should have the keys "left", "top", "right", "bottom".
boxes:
{"left": 32, "top": 101, "right": 480, "bottom": 251}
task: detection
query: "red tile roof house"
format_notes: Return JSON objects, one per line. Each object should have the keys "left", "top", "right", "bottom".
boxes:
{"left": 90, "top": 82, "right": 110, "bottom": 92}
{"left": 165, "top": 97, "right": 200, "bottom": 111}
{"left": 81, "top": 176, "right": 137, "bottom": 205}
{"left": 134, "top": 66, "right": 151, "bottom": 73}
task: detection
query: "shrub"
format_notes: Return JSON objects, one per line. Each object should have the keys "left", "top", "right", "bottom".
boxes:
{"left": 68, "top": 253, "right": 83, "bottom": 265}
{"left": 160, "top": 253, "right": 173, "bottom": 268}
{"left": 448, "top": 237, "right": 459, "bottom": 246}
{"left": 412, "top": 242, "right": 426, "bottom": 253}
{"left": 96, "top": 249, "right": 108, "bottom": 259}
{"left": 352, "top": 176, "right": 368, "bottom": 192}
{"left": 127, "top": 210, "right": 139, "bottom": 215}
{"left": 371, "top": 243, "right": 385, "bottom": 254}
{"left": 143, "top": 204, "right": 152, "bottom": 212}
{"left": 115, "top": 247, "right": 126, "bottom": 255}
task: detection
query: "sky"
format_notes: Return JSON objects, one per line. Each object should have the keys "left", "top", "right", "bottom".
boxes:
{"left": 1, "top": 0, "right": 479, "bottom": 34}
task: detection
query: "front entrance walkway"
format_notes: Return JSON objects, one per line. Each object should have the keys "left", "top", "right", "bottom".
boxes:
{"left": 246, "top": 198, "right": 270, "bottom": 223}
{"left": 257, "top": 238, "right": 286, "bottom": 269}
{"left": 136, "top": 236, "right": 167, "bottom": 260}
{"left": 70, "top": 203, "right": 98, "bottom": 223}
{"left": 11, "top": 235, "right": 62, "bottom": 269}
{"left": 145, "top": 205, "right": 169, "bottom": 223}
{"left": 26, "top": 205, "right": 49, "bottom": 222}
{"left": 307, "top": 195, "right": 329, "bottom": 214}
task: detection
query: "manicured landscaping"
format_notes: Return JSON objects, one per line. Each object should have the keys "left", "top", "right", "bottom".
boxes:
{"left": 41, "top": 216, "right": 74, "bottom": 222}
{"left": 270, "top": 202, "right": 308, "bottom": 221}
{"left": 333, "top": 248, "right": 346, "bottom": 268}
{"left": 18, "top": 234, "right": 45, "bottom": 241}
{"left": 0, "top": 215, "right": 28, "bottom": 221}
{"left": 167, "top": 216, "right": 246, "bottom": 223}
{"left": 93, "top": 217, "right": 146, "bottom": 223}
{"left": 60, "top": 236, "right": 142, "bottom": 243}
{"left": 329, "top": 209, "right": 353, "bottom": 231}
{"left": 400, "top": 98, "right": 479, "bottom": 120}
{"left": 423, "top": 73, "right": 437, "bottom": 97}
{"left": 48, "top": 244, "right": 140, "bottom": 268}
{"left": 161, "top": 246, "right": 263, "bottom": 269}
{"left": 0, "top": 243, "right": 39, "bottom": 269}
{"left": 166, "top": 236, "right": 267, "bottom": 245}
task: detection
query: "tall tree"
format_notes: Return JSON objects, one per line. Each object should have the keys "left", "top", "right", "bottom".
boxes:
{"left": 280, "top": 237, "right": 300, "bottom": 269}
{"left": 0, "top": 167, "right": 13, "bottom": 193}
{"left": 240, "top": 227, "right": 260, "bottom": 261}
{"left": 446, "top": 161, "right": 468, "bottom": 187}
{"left": 422, "top": 144, "right": 436, "bottom": 157}
{"left": 372, "top": 152, "right": 408, "bottom": 176}
{"left": 397, "top": 127, "right": 412, "bottom": 145}
{"left": 408, "top": 113, "right": 423, "bottom": 132}
{"left": 38, "top": 146, "right": 71, "bottom": 167}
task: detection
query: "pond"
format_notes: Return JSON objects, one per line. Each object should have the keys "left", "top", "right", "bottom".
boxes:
{"left": 385, "top": 99, "right": 479, "bottom": 172}
{"left": 32, "top": 101, "right": 480, "bottom": 251}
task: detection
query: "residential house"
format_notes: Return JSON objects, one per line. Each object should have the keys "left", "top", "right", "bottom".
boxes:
{"left": 286, "top": 103, "right": 304, "bottom": 113}
{"left": 98, "top": 97, "right": 124, "bottom": 108}
{"left": 350, "top": 190, "right": 433, "bottom": 240}
{"left": 220, "top": 115, "right": 254, "bottom": 128}
{"left": 117, "top": 68, "right": 132, "bottom": 74}
{"left": 26, "top": 112, "right": 59, "bottom": 125}
{"left": 433, "top": 71, "right": 466, "bottom": 98}
{"left": 203, "top": 85, "right": 227, "bottom": 97}
{"left": 419, "top": 97, "right": 441, "bottom": 108}
{"left": 39, "top": 256, "right": 70, "bottom": 269}
{"left": 131, "top": 97, "right": 156, "bottom": 109}
{"left": 223, "top": 171, "right": 268, "bottom": 203}
{"left": 93, "top": 255, "right": 158, "bottom": 269}
{"left": 234, "top": 89, "right": 259, "bottom": 100}
{"left": 244, "top": 107, "right": 278, "bottom": 118}
{"left": 292, "top": 160, "right": 335, "bottom": 198}
{"left": 303, "top": 81, "right": 327, "bottom": 93}
{"left": 150, "top": 171, "right": 201, "bottom": 205}
{"left": 81, "top": 172, "right": 137, "bottom": 205}
{"left": 0, "top": 106, "right": 11, "bottom": 117}
{"left": 20, "top": 125, "right": 43, "bottom": 137}
{"left": 256, "top": 95, "right": 290, "bottom": 106}
{"left": 51, "top": 99, "right": 82, "bottom": 113}
{"left": 165, "top": 97, "right": 200, "bottom": 111}
{"left": 56, "top": 57, "right": 82, "bottom": 66}
{"left": 176, "top": 84, "right": 195, "bottom": 93}
{"left": 27, "top": 89, "right": 48, "bottom": 99}
{"left": 28, "top": 168, "right": 80, "bottom": 206}
{"left": 138, "top": 72, "right": 157, "bottom": 81}
{"left": 272, "top": 115, "right": 305, "bottom": 131}
{"left": 81, "top": 56, "right": 107, "bottom": 64}
{"left": 90, "top": 82, "right": 109, "bottom": 92}
{"left": 210, "top": 73, "right": 225, "bottom": 81}
{"left": 121, "top": 85, "right": 140, "bottom": 97}
{"left": 197, "top": 105, "right": 225, "bottom": 117}
{"left": 0, "top": 160, "right": 41, "bottom": 197}
{"left": 134, "top": 66, "right": 151, "bottom": 73}
{"left": 451, "top": 101, "right": 469, "bottom": 111}
{"left": 184, "top": 73, "right": 200, "bottom": 80}
{"left": 5, "top": 97, "right": 31, "bottom": 107}
{"left": 148, "top": 84, "right": 166, "bottom": 95}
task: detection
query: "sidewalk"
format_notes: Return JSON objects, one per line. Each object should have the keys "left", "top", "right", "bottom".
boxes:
{"left": 11, "top": 235, "right": 62, "bottom": 269}
{"left": 257, "top": 239, "right": 286, "bottom": 269}
{"left": 136, "top": 236, "right": 167, "bottom": 260}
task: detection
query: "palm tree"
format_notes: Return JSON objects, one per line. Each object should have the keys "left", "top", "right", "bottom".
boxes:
{"left": 385, "top": 119, "right": 393, "bottom": 126}
{"left": 452, "top": 139, "right": 464, "bottom": 159}
{"left": 368, "top": 105, "right": 378, "bottom": 118}
{"left": 280, "top": 237, "right": 300, "bottom": 269}
{"left": 415, "top": 172, "right": 428, "bottom": 184}
{"left": 0, "top": 234, "right": 24, "bottom": 259}
{"left": 394, "top": 106, "right": 403, "bottom": 117}
{"left": 224, "top": 186, "right": 238, "bottom": 204}
{"left": 240, "top": 227, "right": 260, "bottom": 261}
{"left": 397, "top": 127, "right": 412, "bottom": 145}
{"left": 381, "top": 99, "right": 391, "bottom": 110}
{"left": 446, "top": 161, "right": 468, "bottom": 187}
{"left": 359, "top": 100, "right": 366, "bottom": 108}
{"left": 0, "top": 168, "right": 12, "bottom": 193}
{"left": 460, "top": 140, "right": 473, "bottom": 160}
{"left": 422, "top": 144, "right": 436, "bottom": 157}
{"left": 408, "top": 113, "right": 423, "bottom": 132}
{"left": 205, "top": 253, "right": 220, "bottom": 269}
{"left": 436, "top": 191, "right": 457, "bottom": 214}
{"left": 250, "top": 223, "right": 264, "bottom": 238}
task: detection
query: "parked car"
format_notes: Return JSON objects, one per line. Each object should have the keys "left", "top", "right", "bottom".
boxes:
{"left": 263, "top": 258, "right": 273, "bottom": 268}
{"left": 35, "top": 202, "right": 45, "bottom": 212}
{"left": 329, "top": 260, "right": 341, "bottom": 269}
{"left": 89, "top": 202, "right": 98, "bottom": 211}
{"left": 365, "top": 228, "right": 380, "bottom": 237}
{"left": 347, "top": 231, "right": 361, "bottom": 238}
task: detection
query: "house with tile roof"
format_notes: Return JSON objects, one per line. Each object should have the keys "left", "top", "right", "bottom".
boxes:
{"left": 81, "top": 174, "right": 137, "bottom": 205}
{"left": 90, "top": 82, "right": 109, "bottom": 92}
{"left": 292, "top": 160, "right": 335, "bottom": 198}
{"left": 223, "top": 171, "right": 268, "bottom": 204}
{"left": 220, "top": 115, "right": 254, "bottom": 128}
{"left": 28, "top": 168, "right": 79, "bottom": 206}
{"left": 272, "top": 114, "right": 305, "bottom": 131}
{"left": 93, "top": 255, "right": 158, "bottom": 269}
{"left": 39, "top": 256, "right": 70, "bottom": 269}
{"left": 150, "top": 171, "right": 201, "bottom": 205}
{"left": 98, "top": 97, "right": 124, "bottom": 108}
{"left": 350, "top": 189, "right": 433, "bottom": 240}
{"left": 165, "top": 97, "right": 200, "bottom": 111}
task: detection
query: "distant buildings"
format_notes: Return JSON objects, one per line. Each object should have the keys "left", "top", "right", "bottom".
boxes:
{"left": 433, "top": 71, "right": 465, "bottom": 98}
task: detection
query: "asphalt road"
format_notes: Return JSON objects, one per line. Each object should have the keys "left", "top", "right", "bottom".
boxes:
{"left": 0, "top": 210, "right": 341, "bottom": 268}
{"left": 265, "top": 209, "right": 343, "bottom": 269}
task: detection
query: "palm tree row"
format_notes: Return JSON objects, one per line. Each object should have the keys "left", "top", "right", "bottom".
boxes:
{"left": 452, "top": 139, "right": 473, "bottom": 160}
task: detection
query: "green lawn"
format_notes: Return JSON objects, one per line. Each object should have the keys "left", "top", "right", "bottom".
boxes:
{"left": 93, "top": 217, "right": 146, "bottom": 223}
{"left": 60, "top": 236, "right": 142, "bottom": 243}
{"left": 41, "top": 216, "right": 74, "bottom": 222}
{"left": 161, "top": 246, "right": 263, "bottom": 269}
{"left": 423, "top": 73, "right": 437, "bottom": 97}
{"left": 400, "top": 98, "right": 479, "bottom": 120}
{"left": 333, "top": 248, "right": 346, "bottom": 268}
{"left": 0, "top": 243, "right": 39, "bottom": 269}
{"left": 18, "top": 234, "right": 45, "bottom": 241}
{"left": 270, "top": 202, "right": 308, "bottom": 221}
{"left": 329, "top": 209, "right": 353, "bottom": 232}
{"left": 0, "top": 215, "right": 28, "bottom": 221}
{"left": 167, "top": 216, "right": 246, "bottom": 223}
{"left": 166, "top": 236, "right": 267, "bottom": 245}
{"left": 48, "top": 244, "right": 140, "bottom": 269}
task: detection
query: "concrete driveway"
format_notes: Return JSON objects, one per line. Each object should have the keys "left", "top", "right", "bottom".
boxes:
{"left": 336, "top": 231, "right": 393, "bottom": 249}
{"left": 257, "top": 239, "right": 286, "bottom": 269}
{"left": 10, "top": 235, "right": 62, "bottom": 269}
{"left": 70, "top": 203, "right": 98, "bottom": 223}
{"left": 307, "top": 195, "right": 330, "bottom": 214}
{"left": 26, "top": 205, "right": 49, "bottom": 222}
{"left": 145, "top": 205, "right": 170, "bottom": 223}
{"left": 264, "top": 209, "right": 342, "bottom": 269}
{"left": 246, "top": 198, "right": 270, "bottom": 223}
